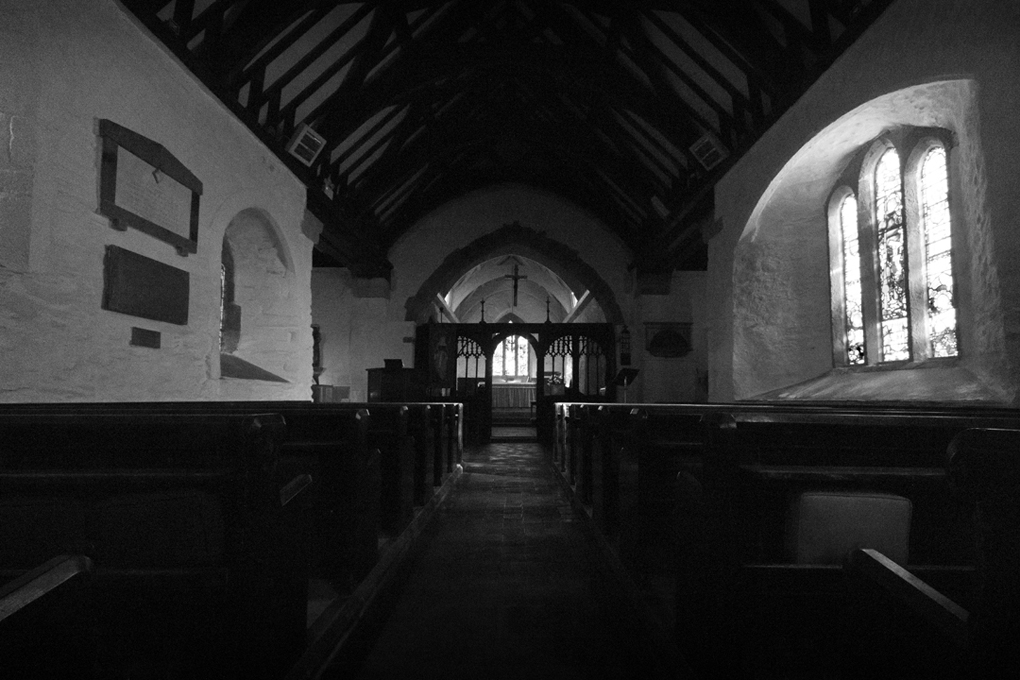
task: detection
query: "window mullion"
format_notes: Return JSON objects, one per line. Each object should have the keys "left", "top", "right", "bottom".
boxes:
{"left": 828, "top": 192, "right": 850, "bottom": 365}
{"left": 857, "top": 164, "right": 882, "bottom": 365}
{"left": 903, "top": 150, "right": 929, "bottom": 360}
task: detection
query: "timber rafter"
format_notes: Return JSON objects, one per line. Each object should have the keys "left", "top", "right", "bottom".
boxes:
{"left": 121, "top": 0, "right": 893, "bottom": 276}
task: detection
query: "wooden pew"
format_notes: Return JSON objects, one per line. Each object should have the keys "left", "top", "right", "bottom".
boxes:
{"left": 0, "top": 402, "right": 380, "bottom": 589}
{"left": 408, "top": 404, "right": 437, "bottom": 506}
{"left": 365, "top": 404, "right": 414, "bottom": 536}
{"left": 703, "top": 408, "right": 1020, "bottom": 678}
{"left": 1, "top": 554, "right": 95, "bottom": 679}
{"left": 845, "top": 427, "right": 1020, "bottom": 679}
{"left": 553, "top": 402, "right": 1020, "bottom": 677}
{"left": 0, "top": 410, "right": 303, "bottom": 679}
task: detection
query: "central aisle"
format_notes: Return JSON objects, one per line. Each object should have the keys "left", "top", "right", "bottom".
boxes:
{"left": 346, "top": 441, "right": 675, "bottom": 679}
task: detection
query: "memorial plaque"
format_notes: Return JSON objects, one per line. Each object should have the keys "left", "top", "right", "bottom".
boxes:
{"left": 130, "top": 327, "right": 162, "bottom": 349}
{"left": 103, "top": 245, "right": 190, "bottom": 325}
{"left": 98, "top": 119, "right": 202, "bottom": 255}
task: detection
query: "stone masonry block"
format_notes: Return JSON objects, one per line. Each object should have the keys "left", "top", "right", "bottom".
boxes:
{"left": 0, "top": 169, "right": 32, "bottom": 196}
{"left": 8, "top": 115, "right": 37, "bottom": 169}
{"left": 0, "top": 113, "right": 7, "bottom": 170}
{"left": 0, "top": 192, "right": 32, "bottom": 270}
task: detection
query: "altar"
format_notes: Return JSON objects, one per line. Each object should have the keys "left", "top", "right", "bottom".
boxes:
{"left": 491, "top": 383, "right": 536, "bottom": 408}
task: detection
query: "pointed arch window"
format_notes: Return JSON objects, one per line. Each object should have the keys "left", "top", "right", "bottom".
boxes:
{"left": 830, "top": 130, "right": 958, "bottom": 367}
{"left": 920, "top": 146, "right": 957, "bottom": 357}
{"left": 493, "top": 334, "right": 530, "bottom": 379}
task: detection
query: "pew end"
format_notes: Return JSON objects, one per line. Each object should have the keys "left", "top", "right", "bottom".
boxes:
{"left": 843, "top": 548, "right": 970, "bottom": 679}
{"left": 0, "top": 554, "right": 96, "bottom": 678}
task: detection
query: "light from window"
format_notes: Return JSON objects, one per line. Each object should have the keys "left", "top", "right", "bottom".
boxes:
{"left": 219, "top": 262, "right": 226, "bottom": 351}
{"left": 920, "top": 146, "right": 957, "bottom": 357}
{"left": 840, "top": 194, "right": 866, "bottom": 364}
{"left": 875, "top": 148, "right": 909, "bottom": 361}
{"left": 493, "top": 335, "right": 529, "bottom": 378}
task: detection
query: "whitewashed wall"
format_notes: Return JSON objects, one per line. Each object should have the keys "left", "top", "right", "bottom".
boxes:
{"left": 633, "top": 271, "right": 707, "bottom": 403}
{"left": 707, "top": 0, "right": 1020, "bottom": 404}
{"left": 310, "top": 268, "right": 416, "bottom": 402}
{"left": 0, "top": 0, "right": 315, "bottom": 402}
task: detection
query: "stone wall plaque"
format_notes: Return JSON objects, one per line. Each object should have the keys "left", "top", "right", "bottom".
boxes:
{"left": 98, "top": 119, "right": 202, "bottom": 256}
{"left": 103, "top": 245, "right": 190, "bottom": 325}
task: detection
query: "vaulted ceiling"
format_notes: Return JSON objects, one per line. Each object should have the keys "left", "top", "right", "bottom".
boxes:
{"left": 121, "top": 0, "right": 892, "bottom": 278}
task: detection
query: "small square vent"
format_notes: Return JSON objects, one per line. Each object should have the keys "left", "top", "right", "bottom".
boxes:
{"left": 286, "top": 124, "right": 326, "bottom": 167}
{"left": 690, "top": 133, "right": 728, "bottom": 171}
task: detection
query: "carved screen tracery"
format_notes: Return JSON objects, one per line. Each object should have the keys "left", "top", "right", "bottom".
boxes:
{"left": 456, "top": 336, "right": 487, "bottom": 395}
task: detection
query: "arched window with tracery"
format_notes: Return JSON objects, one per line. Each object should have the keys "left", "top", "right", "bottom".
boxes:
{"left": 829, "top": 131, "right": 957, "bottom": 367}
{"left": 919, "top": 145, "right": 957, "bottom": 357}
{"left": 833, "top": 190, "right": 865, "bottom": 364}
{"left": 493, "top": 334, "right": 530, "bottom": 379}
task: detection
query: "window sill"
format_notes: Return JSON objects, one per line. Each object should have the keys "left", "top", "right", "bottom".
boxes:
{"left": 835, "top": 356, "right": 960, "bottom": 373}
{"left": 756, "top": 360, "right": 1008, "bottom": 405}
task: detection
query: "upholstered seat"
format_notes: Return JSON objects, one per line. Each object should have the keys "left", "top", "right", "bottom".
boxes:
{"left": 786, "top": 491, "right": 913, "bottom": 566}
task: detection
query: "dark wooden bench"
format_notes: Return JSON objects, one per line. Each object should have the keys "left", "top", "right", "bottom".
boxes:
{"left": 0, "top": 410, "right": 309, "bottom": 679}
{"left": 1, "top": 554, "right": 95, "bottom": 679}
{"left": 844, "top": 427, "right": 1020, "bottom": 679}
{"left": 551, "top": 402, "right": 1020, "bottom": 677}
{"left": 0, "top": 400, "right": 466, "bottom": 575}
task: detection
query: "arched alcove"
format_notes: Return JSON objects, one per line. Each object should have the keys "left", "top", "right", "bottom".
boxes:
{"left": 732, "top": 79, "right": 1007, "bottom": 403}
{"left": 218, "top": 208, "right": 295, "bottom": 382}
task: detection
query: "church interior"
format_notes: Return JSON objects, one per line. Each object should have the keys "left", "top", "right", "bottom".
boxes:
{"left": 2, "top": 0, "right": 1019, "bottom": 678}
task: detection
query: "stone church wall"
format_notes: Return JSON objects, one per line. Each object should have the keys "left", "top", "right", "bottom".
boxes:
{"left": 0, "top": 0, "right": 314, "bottom": 402}
{"left": 310, "top": 268, "right": 415, "bottom": 403}
{"left": 707, "top": 0, "right": 1019, "bottom": 405}
{"left": 632, "top": 271, "right": 708, "bottom": 403}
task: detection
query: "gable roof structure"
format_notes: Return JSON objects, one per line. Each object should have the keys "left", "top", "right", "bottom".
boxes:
{"left": 120, "top": 0, "right": 893, "bottom": 278}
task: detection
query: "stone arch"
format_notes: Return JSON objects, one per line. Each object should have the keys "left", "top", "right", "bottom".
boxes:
{"left": 218, "top": 207, "right": 294, "bottom": 382}
{"left": 732, "top": 79, "right": 1005, "bottom": 401}
{"left": 404, "top": 221, "right": 624, "bottom": 325}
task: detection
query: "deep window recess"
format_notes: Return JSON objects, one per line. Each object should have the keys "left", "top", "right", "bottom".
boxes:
{"left": 829, "top": 130, "right": 958, "bottom": 367}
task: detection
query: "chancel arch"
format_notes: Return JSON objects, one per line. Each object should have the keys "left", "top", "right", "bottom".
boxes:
{"left": 404, "top": 222, "right": 623, "bottom": 326}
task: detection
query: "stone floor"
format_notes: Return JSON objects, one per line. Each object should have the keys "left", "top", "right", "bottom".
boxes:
{"left": 341, "top": 440, "right": 677, "bottom": 679}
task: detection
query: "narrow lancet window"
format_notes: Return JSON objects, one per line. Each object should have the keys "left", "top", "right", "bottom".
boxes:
{"left": 875, "top": 148, "right": 910, "bottom": 361}
{"left": 920, "top": 146, "right": 957, "bottom": 357}
{"left": 840, "top": 194, "right": 866, "bottom": 364}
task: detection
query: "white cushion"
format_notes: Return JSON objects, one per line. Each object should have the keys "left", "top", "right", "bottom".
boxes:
{"left": 787, "top": 491, "right": 912, "bottom": 565}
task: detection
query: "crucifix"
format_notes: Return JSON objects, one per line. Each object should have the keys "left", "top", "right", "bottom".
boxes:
{"left": 503, "top": 261, "right": 527, "bottom": 306}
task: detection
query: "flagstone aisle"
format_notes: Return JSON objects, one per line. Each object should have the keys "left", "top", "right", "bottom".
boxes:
{"left": 343, "top": 440, "right": 675, "bottom": 679}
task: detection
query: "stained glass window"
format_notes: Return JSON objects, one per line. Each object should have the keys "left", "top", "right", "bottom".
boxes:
{"left": 830, "top": 133, "right": 958, "bottom": 368}
{"left": 875, "top": 148, "right": 910, "bottom": 361}
{"left": 920, "top": 146, "right": 957, "bottom": 357}
{"left": 840, "top": 194, "right": 866, "bottom": 365}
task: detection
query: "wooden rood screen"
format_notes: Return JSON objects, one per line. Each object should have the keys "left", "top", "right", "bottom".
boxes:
{"left": 421, "top": 322, "right": 615, "bottom": 443}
